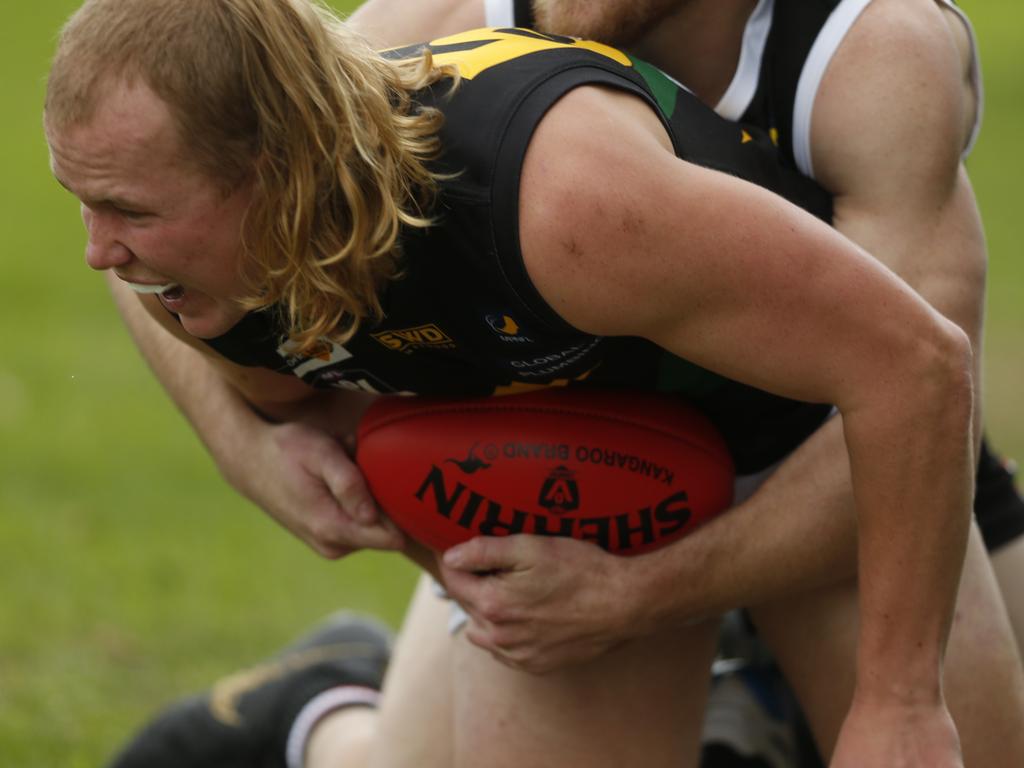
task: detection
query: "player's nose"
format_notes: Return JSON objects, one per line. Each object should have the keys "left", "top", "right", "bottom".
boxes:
{"left": 82, "top": 204, "right": 132, "bottom": 271}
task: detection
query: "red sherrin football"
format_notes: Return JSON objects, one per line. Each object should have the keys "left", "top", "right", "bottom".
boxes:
{"left": 356, "top": 388, "right": 735, "bottom": 556}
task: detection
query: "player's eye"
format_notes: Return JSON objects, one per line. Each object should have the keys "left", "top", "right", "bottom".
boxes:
{"left": 115, "top": 206, "right": 151, "bottom": 221}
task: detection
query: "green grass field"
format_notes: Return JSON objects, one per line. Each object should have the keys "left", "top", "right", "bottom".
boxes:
{"left": 1, "top": 2, "right": 1020, "bottom": 764}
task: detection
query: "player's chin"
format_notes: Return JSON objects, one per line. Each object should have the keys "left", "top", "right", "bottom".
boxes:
{"left": 175, "top": 299, "right": 247, "bottom": 339}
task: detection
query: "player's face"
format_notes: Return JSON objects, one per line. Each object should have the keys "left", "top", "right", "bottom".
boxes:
{"left": 533, "top": 0, "right": 686, "bottom": 45}
{"left": 46, "top": 80, "right": 254, "bottom": 339}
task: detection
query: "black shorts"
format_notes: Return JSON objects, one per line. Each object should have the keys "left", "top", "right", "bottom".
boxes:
{"left": 976, "top": 436, "right": 1024, "bottom": 552}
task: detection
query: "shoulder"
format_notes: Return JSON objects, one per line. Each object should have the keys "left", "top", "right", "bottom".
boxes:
{"left": 822, "top": 0, "right": 975, "bottom": 130}
{"left": 519, "top": 84, "right": 674, "bottom": 228}
{"left": 811, "top": 0, "right": 975, "bottom": 195}
{"left": 517, "top": 85, "right": 679, "bottom": 334}
{"left": 516, "top": 84, "right": 816, "bottom": 340}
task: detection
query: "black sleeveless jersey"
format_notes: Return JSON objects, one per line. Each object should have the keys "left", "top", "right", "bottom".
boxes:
{"left": 201, "top": 29, "right": 833, "bottom": 473}
{"left": 498, "top": 0, "right": 982, "bottom": 177}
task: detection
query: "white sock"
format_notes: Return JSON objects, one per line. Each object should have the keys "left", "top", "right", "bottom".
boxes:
{"left": 285, "top": 685, "right": 381, "bottom": 768}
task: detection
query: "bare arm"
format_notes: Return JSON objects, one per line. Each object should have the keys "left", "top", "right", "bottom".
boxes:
{"left": 444, "top": 0, "right": 986, "bottom": 642}
{"left": 814, "top": 0, "right": 985, "bottom": 425}
{"left": 105, "top": 273, "right": 404, "bottom": 557}
{"left": 645, "top": 0, "right": 987, "bottom": 613}
{"left": 446, "top": 83, "right": 971, "bottom": 765}
{"left": 639, "top": 0, "right": 988, "bottom": 617}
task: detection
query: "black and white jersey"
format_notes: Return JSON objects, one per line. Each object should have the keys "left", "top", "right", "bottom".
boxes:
{"left": 488, "top": 0, "right": 983, "bottom": 178}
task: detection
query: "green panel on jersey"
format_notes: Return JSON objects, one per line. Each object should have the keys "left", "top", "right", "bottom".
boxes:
{"left": 632, "top": 58, "right": 678, "bottom": 118}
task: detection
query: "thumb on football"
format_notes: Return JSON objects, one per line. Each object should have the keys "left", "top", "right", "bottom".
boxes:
{"left": 442, "top": 535, "right": 524, "bottom": 573}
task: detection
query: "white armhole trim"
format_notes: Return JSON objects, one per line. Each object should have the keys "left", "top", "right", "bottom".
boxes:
{"left": 936, "top": 0, "right": 984, "bottom": 157}
{"left": 715, "top": 0, "right": 775, "bottom": 120}
{"left": 484, "top": 0, "right": 515, "bottom": 27}
{"left": 791, "top": 0, "right": 873, "bottom": 178}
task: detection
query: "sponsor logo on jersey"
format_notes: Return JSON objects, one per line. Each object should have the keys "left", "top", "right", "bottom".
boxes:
{"left": 371, "top": 324, "right": 455, "bottom": 353}
{"left": 277, "top": 337, "right": 354, "bottom": 377}
{"left": 486, "top": 313, "right": 534, "bottom": 343}
{"left": 507, "top": 339, "right": 600, "bottom": 378}
{"left": 309, "top": 367, "right": 410, "bottom": 395}
{"left": 276, "top": 338, "right": 408, "bottom": 394}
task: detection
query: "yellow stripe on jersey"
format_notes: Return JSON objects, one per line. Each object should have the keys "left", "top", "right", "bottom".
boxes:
{"left": 425, "top": 28, "right": 632, "bottom": 80}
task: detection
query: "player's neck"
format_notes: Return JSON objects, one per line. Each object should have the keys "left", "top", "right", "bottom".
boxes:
{"left": 633, "top": 0, "right": 757, "bottom": 108}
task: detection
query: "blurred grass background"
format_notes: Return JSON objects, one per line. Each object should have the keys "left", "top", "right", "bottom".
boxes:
{"left": 0, "top": 1, "right": 1019, "bottom": 764}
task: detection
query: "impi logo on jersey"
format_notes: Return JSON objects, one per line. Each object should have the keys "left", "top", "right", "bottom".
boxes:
{"left": 486, "top": 313, "right": 534, "bottom": 343}
{"left": 372, "top": 324, "right": 456, "bottom": 353}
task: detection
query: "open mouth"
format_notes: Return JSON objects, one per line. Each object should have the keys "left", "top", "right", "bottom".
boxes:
{"left": 125, "top": 281, "right": 183, "bottom": 299}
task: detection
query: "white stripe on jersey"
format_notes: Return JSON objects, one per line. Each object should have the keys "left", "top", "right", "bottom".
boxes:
{"left": 791, "top": 0, "right": 873, "bottom": 178}
{"left": 940, "top": 0, "right": 984, "bottom": 157}
{"left": 714, "top": 0, "right": 775, "bottom": 121}
{"left": 484, "top": 0, "right": 516, "bottom": 27}
{"left": 792, "top": 0, "right": 983, "bottom": 179}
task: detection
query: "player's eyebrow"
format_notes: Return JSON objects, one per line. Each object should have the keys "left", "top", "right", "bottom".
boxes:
{"left": 52, "top": 173, "right": 149, "bottom": 212}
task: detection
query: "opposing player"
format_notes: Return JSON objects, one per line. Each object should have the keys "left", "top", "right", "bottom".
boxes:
{"left": 46, "top": 0, "right": 1002, "bottom": 765}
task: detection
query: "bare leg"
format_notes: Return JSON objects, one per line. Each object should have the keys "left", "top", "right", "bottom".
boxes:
{"left": 303, "top": 575, "right": 454, "bottom": 768}
{"left": 749, "top": 524, "right": 1024, "bottom": 766}
{"left": 451, "top": 616, "right": 721, "bottom": 768}
{"left": 369, "top": 575, "right": 454, "bottom": 768}
{"left": 306, "top": 708, "right": 378, "bottom": 768}
{"left": 991, "top": 535, "right": 1024, "bottom": 658}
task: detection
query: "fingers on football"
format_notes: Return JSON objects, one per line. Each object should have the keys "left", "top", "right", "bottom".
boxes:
{"left": 442, "top": 534, "right": 530, "bottom": 573}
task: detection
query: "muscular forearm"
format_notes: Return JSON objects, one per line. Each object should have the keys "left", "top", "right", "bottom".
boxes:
{"left": 106, "top": 274, "right": 274, "bottom": 497}
{"left": 106, "top": 274, "right": 401, "bottom": 556}
{"left": 832, "top": 170, "right": 987, "bottom": 459}
{"left": 843, "top": 341, "right": 974, "bottom": 698}
{"left": 624, "top": 415, "right": 856, "bottom": 627}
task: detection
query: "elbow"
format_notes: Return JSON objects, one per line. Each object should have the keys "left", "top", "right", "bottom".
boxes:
{"left": 915, "top": 318, "right": 974, "bottom": 435}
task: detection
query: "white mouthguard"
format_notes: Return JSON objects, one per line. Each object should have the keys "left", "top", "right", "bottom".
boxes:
{"left": 125, "top": 281, "right": 179, "bottom": 295}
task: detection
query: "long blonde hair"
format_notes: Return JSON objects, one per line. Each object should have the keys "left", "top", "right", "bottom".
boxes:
{"left": 46, "top": 0, "right": 452, "bottom": 353}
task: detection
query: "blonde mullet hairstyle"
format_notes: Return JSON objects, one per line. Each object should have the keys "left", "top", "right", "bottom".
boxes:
{"left": 46, "top": 0, "right": 454, "bottom": 354}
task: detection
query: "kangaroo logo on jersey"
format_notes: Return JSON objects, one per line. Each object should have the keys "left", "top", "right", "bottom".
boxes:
{"left": 538, "top": 466, "right": 580, "bottom": 514}
{"left": 372, "top": 324, "right": 455, "bottom": 353}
